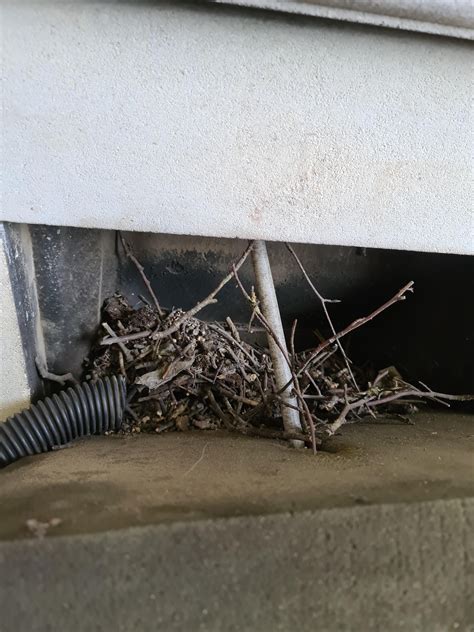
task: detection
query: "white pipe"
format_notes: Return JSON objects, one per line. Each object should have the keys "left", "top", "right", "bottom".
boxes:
{"left": 251, "top": 240, "right": 304, "bottom": 446}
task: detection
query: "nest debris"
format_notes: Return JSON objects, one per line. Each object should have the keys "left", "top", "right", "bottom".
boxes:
{"left": 82, "top": 238, "right": 472, "bottom": 452}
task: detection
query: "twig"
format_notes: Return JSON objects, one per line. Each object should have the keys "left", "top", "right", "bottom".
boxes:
{"left": 206, "top": 388, "right": 234, "bottom": 430}
{"left": 125, "top": 405, "right": 140, "bottom": 422}
{"left": 304, "top": 370, "right": 322, "bottom": 396}
{"left": 118, "top": 350, "right": 126, "bottom": 377}
{"left": 325, "top": 386, "right": 474, "bottom": 435}
{"left": 35, "top": 356, "right": 78, "bottom": 386}
{"left": 151, "top": 242, "right": 254, "bottom": 342}
{"left": 298, "top": 281, "right": 414, "bottom": 380}
{"left": 286, "top": 243, "right": 359, "bottom": 391}
{"left": 119, "top": 232, "right": 164, "bottom": 317}
{"left": 368, "top": 388, "right": 474, "bottom": 406}
{"left": 102, "top": 322, "right": 133, "bottom": 362}
{"left": 290, "top": 319, "right": 297, "bottom": 369}
{"left": 207, "top": 322, "right": 260, "bottom": 370}
{"left": 101, "top": 330, "right": 152, "bottom": 346}
{"left": 215, "top": 384, "right": 260, "bottom": 407}
{"left": 223, "top": 397, "right": 245, "bottom": 425}
{"left": 226, "top": 317, "right": 241, "bottom": 342}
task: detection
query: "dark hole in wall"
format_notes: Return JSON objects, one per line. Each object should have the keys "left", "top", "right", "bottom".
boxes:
{"left": 10, "top": 223, "right": 474, "bottom": 398}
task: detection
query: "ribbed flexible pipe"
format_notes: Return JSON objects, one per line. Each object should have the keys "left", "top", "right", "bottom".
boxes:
{"left": 0, "top": 375, "right": 126, "bottom": 468}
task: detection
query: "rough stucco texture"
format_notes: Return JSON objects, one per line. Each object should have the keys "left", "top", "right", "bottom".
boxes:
{"left": 0, "top": 230, "right": 30, "bottom": 420}
{"left": 1, "top": 1, "right": 473, "bottom": 254}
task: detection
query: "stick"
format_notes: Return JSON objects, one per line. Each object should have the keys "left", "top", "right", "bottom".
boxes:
{"left": 215, "top": 385, "right": 261, "bottom": 407}
{"left": 226, "top": 317, "right": 241, "bottom": 342}
{"left": 35, "top": 356, "right": 78, "bottom": 386}
{"left": 220, "top": 393, "right": 315, "bottom": 444}
{"left": 325, "top": 387, "right": 474, "bottom": 435}
{"left": 101, "top": 330, "right": 152, "bottom": 346}
{"left": 119, "top": 232, "right": 164, "bottom": 317}
{"left": 206, "top": 388, "right": 234, "bottom": 430}
{"left": 290, "top": 319, "right": 297, "bottom": 369}
{"left": 151, "top": 242, "right": 254, "bottom": 342}
{"left": 207, "top": 322, "right": 260, "bottom": 370}
{"left": 102, "top": 244, "right": 253, "bottom": 347}
{"left": 286, "top": 243, "right": 359, "bottom": 391}
{"left": 102, "top": 322, "right": 133, "bottom": 362}
{"left": 293, "top": 281, "right": 415, "bottom": 385}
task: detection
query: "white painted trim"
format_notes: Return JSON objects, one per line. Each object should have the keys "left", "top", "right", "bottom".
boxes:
{"left": 211, "top": 0, "right": 474, "bottom": 39}
{"left": 2, "top": 3, "right": 473, "bottom": 254}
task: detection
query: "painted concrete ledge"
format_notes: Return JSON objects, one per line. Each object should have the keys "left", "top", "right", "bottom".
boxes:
{"left": 1, "top": 498, "right": 473, "bottom": 632}
{"left": 2, "top": 2, "right": 472, "bottom": 255}
{"left": 1, "top": 416, "right": 473, "bottom": 630}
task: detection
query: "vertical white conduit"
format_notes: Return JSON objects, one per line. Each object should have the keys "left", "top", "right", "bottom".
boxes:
{"left": 251, "top": 240, "right": 304, "bottom": 446}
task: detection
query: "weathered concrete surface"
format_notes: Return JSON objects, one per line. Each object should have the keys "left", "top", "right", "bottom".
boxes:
{"left": 0, "top": 412, "right": 473, "bottom": 630}
{"left": 0, "top": 499, "right": 473, "bottom": 632}
{"left": 0, "top": 227, "right": 30, "bottom": 419}
{"left": 1, "top": 411, "right": 473, "bottom": 540}
{"left": 2, "top": 2, "right": 472, "bottom": 254}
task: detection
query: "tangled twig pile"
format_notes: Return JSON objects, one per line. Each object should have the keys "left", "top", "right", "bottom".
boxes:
{"left": 85, "top": 238, "right": 472, "bottom": 452}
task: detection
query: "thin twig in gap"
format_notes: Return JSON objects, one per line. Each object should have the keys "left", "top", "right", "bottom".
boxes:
{"left": 223, "top": 397, "right": 245, "bottom": 425}
{"left": 233, "top": 266, "right": 292, "bottom": 368}
{"left": 221, "top": 394, "right": 313, "bottom": 444}
{"left": 304, "top": 370, "right": 322, "bottom": 396}
{"left": 101, "top": 330, "right": 152, "bottom": 346}
{"left": 102, "top": 322, "right": 133, "bottom": 362}
{"left": 215, "top": 384, "right": 260, "bottom": 407}
{"left": 290, "top": 319, "right": 298, "bottom": 369}
{"left": 207, "top": 322, "right": 260, "bottom": 370}
{"left": 206, "top": 388, "right": 233, "bottom": 429}
{"left": 119, "top": 232, "right": 164, "bottom": 317}
{"left": 213, "top": 360, "right": 225, "bottom": 384}
{"left": 118, "top": 350, "right": 126, "bottom": 377}
{"left": 326, "top": 386, "right": 474, "bottom": 435}
{"left": 226, "top": 317, "right": 241, "bottom": 342}
{"left": 292, "top": 281, "right": 415, "bottom": 387}
{"left": 286, "top": 243, "right": 359, "bottom": 391}
{"left": 35, "top": 356, "right": 78, "bottom": 386}
{"left": 151, "top": 242, "right": 254, "bottom": 342}
{"left": 125, "top": 405, "right": 140, "bottom": 422}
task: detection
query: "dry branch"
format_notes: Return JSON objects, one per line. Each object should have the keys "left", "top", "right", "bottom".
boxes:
{"left": 286, "top": 243, "right": 359, "bottom": 391}
{"left": 297, "top": 281, "right": 414, "bottom": 379}
{"left": 151, "top": 242, "right": 254, "bottom": 342}
{"left": 119, "top": 232, "right": 164, "bottom": 317}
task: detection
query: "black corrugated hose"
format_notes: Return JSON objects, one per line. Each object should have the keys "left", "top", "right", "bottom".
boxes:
{"left": 0, "top": 375, "right": 126, "bottom": 468}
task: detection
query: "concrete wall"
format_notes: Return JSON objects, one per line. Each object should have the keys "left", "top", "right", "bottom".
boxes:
{"left": 0, "top": 228, "right": 31, "bottom": 419}
{"left": 2, "top": 1, "right": 473, "bottom": 255}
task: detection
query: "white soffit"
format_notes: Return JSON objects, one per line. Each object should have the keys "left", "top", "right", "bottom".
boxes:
{"left": 211, "top": 0, "right": 474, "bottom": 39}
